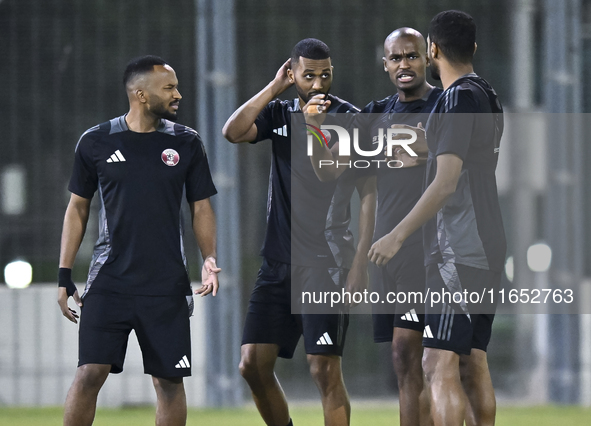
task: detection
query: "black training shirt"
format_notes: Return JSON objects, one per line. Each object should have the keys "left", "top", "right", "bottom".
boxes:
{"left": 423, "top": 74, "right": 506, "bottom": 272}
{"left": 357, "top": 88, "right": 442, "bottom": 248}
{"left": 69, "top": 116, "right": 217, "bottom": 296}
{"left": 252, "top": 95, "right": 358, "bottom": 267}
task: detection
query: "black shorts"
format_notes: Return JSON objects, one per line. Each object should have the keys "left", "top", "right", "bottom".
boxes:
{"left": 241, "top": 258, "right": 349, "bottom": 359}
{"left": 372, "top": 242, "right": 426, "bottom": 343}
{"left": 79, "top": 292, "right": 192, "bottom": 377}
{"left": 423, "top": 263, "right": 500, "bottom": 355}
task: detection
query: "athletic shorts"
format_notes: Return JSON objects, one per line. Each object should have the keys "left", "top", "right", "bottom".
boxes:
{"left": 79, "top": 292, "right": 192, "bottom": 377}
{"left": 372, "top": 242, "right": 426, "bottom": 343}
{"left": 423, "top": 263, "right": 500, "bottom": 355}
{"left": 241, "top": 257, "right": 349, "bottom": 359}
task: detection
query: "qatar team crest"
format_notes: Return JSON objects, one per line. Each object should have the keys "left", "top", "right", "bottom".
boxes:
{"left": 161, "top": 149, "right": 180, "bottom": 166}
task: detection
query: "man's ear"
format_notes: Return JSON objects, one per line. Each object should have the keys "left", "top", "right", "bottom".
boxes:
{"left": 382, "top": 57, "right": 387, "bottom": 72}
{"left": 430, "top": 42, "right": 439, "bottom": 59}
{"left": 287, "top": 68, "right": 294, "bottom": 83}
{"left": 473, "top": 42, "right": 478, "bottom": 55}
{"left": 136, "top": 89, "right": 147, "bottom": 103}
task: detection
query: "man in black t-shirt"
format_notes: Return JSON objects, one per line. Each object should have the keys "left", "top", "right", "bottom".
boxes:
{"left": 223, "top": 39, "right": 373, "bottom": 426}
{"left": 57, "top": 56, "right": 220, "bottom": 426}
{"left": 355, "top": 28, "right": 441, "bottom": 426}
{"left": 369, "top": 11, "right": 505, "bottom": 426}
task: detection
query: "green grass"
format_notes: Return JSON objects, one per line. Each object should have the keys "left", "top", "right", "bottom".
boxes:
{"left": 0, "top": 405, "right": 590, "bottom": 425}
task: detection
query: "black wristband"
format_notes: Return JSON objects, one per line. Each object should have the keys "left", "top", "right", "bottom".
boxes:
{"left": 58, "top": 268, "right": 77, "bottom": 297}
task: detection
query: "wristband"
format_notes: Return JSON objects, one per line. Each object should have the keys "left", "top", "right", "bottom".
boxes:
{"left": 58, "top": 268, "right": 78, "bottom": 297}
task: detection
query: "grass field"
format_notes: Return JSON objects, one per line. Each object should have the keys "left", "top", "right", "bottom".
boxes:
{"left": 1, "top": 405, "right": 590, "bottom": 426}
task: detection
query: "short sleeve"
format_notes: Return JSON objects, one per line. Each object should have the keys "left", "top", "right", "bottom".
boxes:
{"left": 251, "top": 101, "right": 276, "bottom": 144}
{"left": 434, "top": 89, "right": 477, "bottom": 161}
{"left": 185, "top": 135, "right": 218, "bottom": 203}
{"left": 68, "top": 133, "right": 98, "bottom": 199}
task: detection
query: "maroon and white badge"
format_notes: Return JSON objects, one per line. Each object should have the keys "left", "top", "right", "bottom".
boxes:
{"left": 161, "top": 149, "right": 180, "bottom": 166}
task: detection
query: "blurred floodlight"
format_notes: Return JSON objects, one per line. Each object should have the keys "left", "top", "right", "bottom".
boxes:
{"left": 505, "top": 256, "right": 514, "bottom": 282}
{"left": 4, "top": 261, "right": 33, "bottom": 289}
{"left": 527, "top": 243, "right": 552, "bottom": 272}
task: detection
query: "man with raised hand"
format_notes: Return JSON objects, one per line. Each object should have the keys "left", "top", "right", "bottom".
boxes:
{"left": 223, "top": 38, "right": 373, "bottom": 426}
{"left": 369, "top": 11, "right": 505, "bottom": 426}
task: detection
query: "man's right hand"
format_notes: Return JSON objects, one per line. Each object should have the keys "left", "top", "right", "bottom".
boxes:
{"left": 57, "top": 268, "right": 83, "bottom": 324}
{"left": 271, "top": 58, "right": 294, "bottom": 95}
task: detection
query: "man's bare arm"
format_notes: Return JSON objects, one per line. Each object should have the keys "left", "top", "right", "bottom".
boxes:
{"left": 222, "top": 59, "right": 293, "bottom": 143}
{"left": 190, "top": 198, "right": 221, "bottom": 296}
{"left": 57, "top": 193, "right": 91, "bottom": 323}
{"left": 345, "top": 175, "right": 376, "bottom": 306}
{"left": 369, "top": 154, "right": 463, "bottom": 266}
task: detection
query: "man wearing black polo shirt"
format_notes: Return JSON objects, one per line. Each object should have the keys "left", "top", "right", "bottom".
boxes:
{"left": 369, "top": 11, "right": 505, "bottom": 426}
{"left": 57, "top": 56, "right": 220, "bottom": 426}
{"left": 223, "top": 39, "right": 373, "bottom": 426}
{"left": 355, "top": 28, "right": 441, "bottom": 426}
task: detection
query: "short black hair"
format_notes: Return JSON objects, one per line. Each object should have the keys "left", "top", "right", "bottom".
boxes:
{"left": 428, "top": 10, "right": 476, "bottom": 64}
{"left": 291, "top": 38, "right": 330, "bottom": 65}
{"left": 123, "top": 55, "right": 168, "bottom": 87}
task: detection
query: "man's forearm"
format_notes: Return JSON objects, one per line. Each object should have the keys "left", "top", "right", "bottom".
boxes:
{"left": 353, "top": 176, "right": 376, "bottom": 265}
{"left": 59, "top": 197, "right": 90, "bottom": 269}
{"left": 191, "top": 200, "right": 217, "bottom": 260}
{"left": 390, "top": 175, "right": 455, "bottom": 245}
{"left": 222, "top": 80, "right": 283, "bottom": 143}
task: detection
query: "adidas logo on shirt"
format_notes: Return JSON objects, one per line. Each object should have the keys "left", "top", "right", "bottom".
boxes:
{"left": 401, "top": 309, "right": 419, "bottom": 322}
{"left": 175, "top": 355, "right": 191, "bottom": 369}
{"left": 106, "top": 150, "right": 126, "bottom": 163}
{"left": 316, "top": 332, "right": 333, "bottom": 346}
{"left": 272, "top": 125, "right": 287, "bottom": 137}
{"left": 423, "top": 325, "right": 434, "bottom": 339}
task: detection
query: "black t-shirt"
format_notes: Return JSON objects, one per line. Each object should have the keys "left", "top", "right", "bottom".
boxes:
{"left": 423, "top": 74, "right": 506, "bottom": 271}
{"left": 356, "top": 88, "right": 442, "bottom": 248}
{"left": 252, "top": 95, "right": 358, "bottom": 267}
{"left": 69, "top": 115, "right": 217, "bottom": 295}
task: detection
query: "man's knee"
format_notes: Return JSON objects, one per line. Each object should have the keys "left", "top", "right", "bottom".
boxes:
{"left": 307, "top": 354, "right": 342, "bottom": 391}
{"left": 422, "top": 348, "right": 459, "bottom": 385}
{"left": 239, "top": 352, "right": 256, "bottom": 381}
{"left": 239, "top": 344, "right": 276, "bottom": 384}
{"left": 391, "top": 330, "right": 422, "bottom": 376}
{"left": 73, "top": 364, "right": 111, "bottom": 392}
{"left": 152, "top": 376, "right": 184, "bottom": 397}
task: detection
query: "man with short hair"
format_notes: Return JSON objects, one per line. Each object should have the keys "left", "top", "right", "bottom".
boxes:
{"left": 223, "top": 38, "right": 373, "bottom": 426}
{"left": 57, "top": 55, "right": 220, "bottom": 426}
{"left": 369, "top": 11, "right": 505, "bottom": 426}
{"left": 355, "top": 28, "right": 441, "bottom": 426}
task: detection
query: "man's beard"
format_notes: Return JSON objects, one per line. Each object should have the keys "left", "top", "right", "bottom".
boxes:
{"left": 296, "top": 85, "right": 327, "bottom": 104}
{"left": 430, "top": 61, "right": 441, "bottom": 81}
{"left": 151, "top": 104, "right": 178, "bottom": 121}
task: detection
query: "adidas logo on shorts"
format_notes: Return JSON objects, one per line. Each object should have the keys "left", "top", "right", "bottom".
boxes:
{"left": 401, "top": 309, "right": 419, "bottom": 322}
{"left": 316, "top": 332, "right": 333, "bottom": 346}
{"left": 175, "top": 355, "right": 191, "bottom": 369}
{"left": 423, "top": 325, "right": 434, "bottom": 339}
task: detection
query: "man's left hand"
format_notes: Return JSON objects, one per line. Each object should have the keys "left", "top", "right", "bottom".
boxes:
{"left": 196, "top": 256, "right": 221, "bottom": 297}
